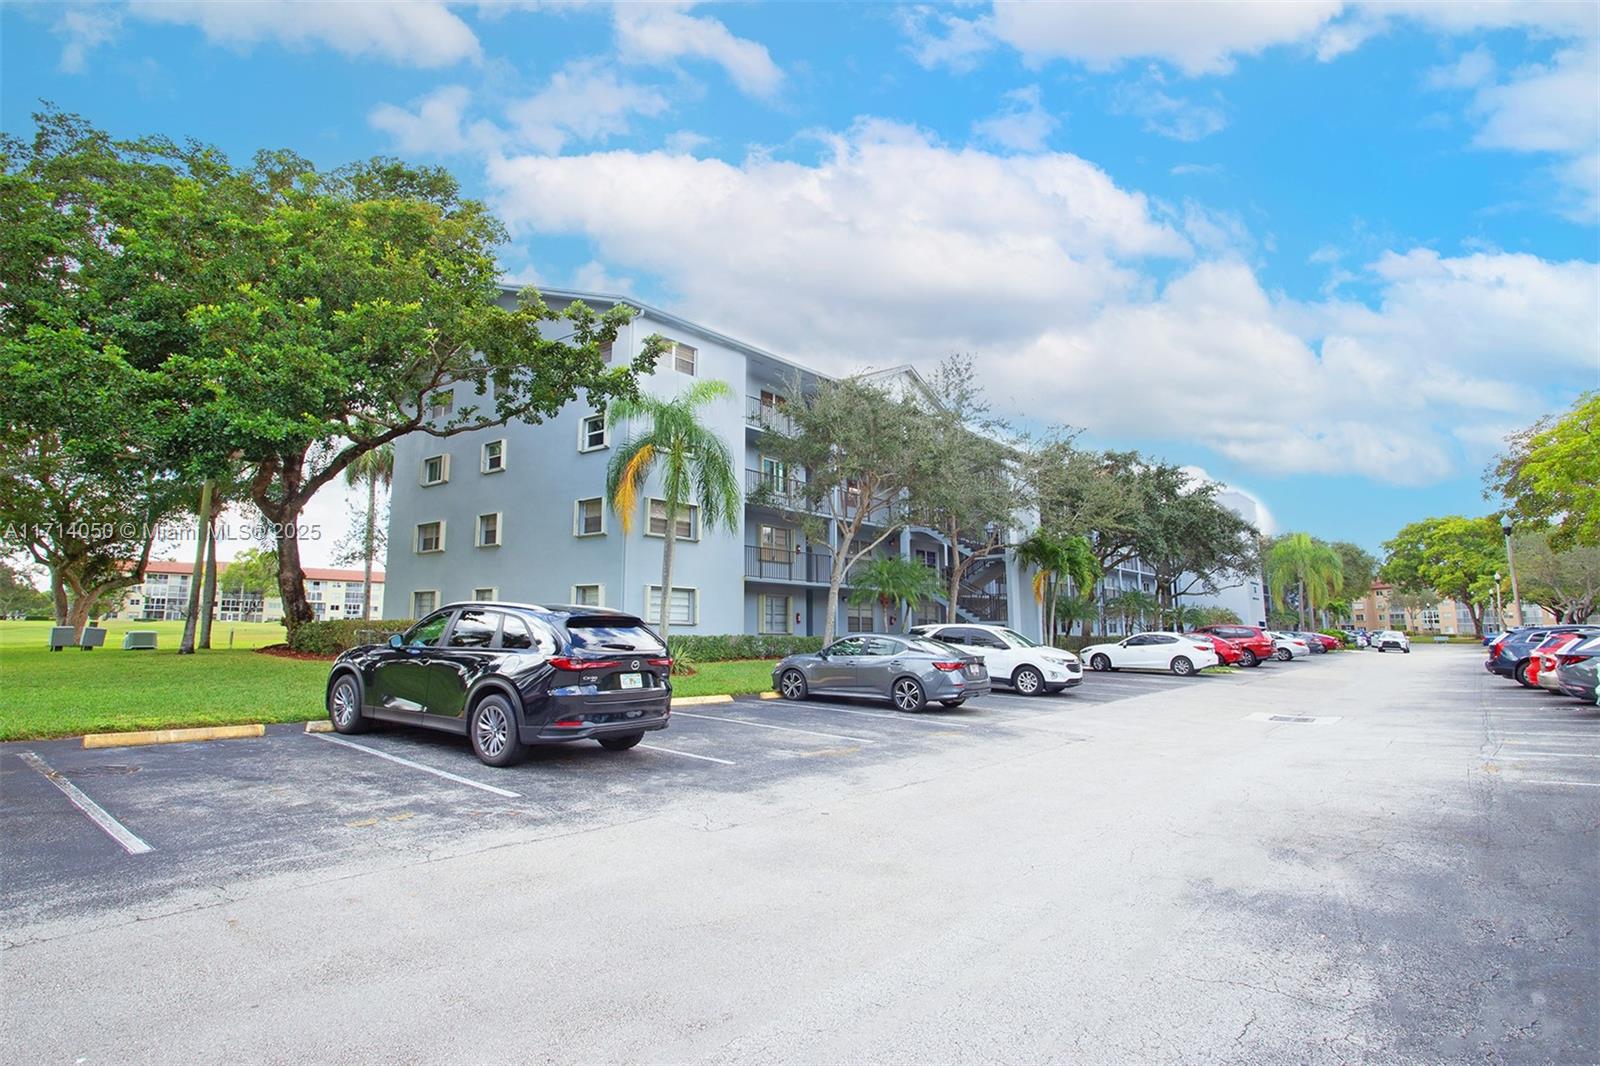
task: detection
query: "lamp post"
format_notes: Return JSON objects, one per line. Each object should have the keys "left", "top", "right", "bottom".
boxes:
{"left": 1501, "top": 518, "right": 1522, "bottom": 627}
{"left": 1493, "top": 570, "right": 1504, "bottom": 633}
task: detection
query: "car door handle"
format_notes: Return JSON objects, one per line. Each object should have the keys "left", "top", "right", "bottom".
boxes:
{"left": 888, "top": 660, "right": 902, "bottom": 667}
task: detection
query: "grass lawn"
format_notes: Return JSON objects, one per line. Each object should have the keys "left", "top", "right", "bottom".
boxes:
{"left": 1, "top": 620, "right": 780, "bottom": 741}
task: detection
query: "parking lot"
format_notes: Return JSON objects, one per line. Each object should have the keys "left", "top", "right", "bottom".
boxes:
{"left": 4, "top": 649, "right": 1596, "bottom": 1063}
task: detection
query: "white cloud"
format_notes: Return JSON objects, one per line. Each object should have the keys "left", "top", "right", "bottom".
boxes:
{"left": 989, "top": 0, "right": 1344, "bottom": 76}
{"left": 504, "top": 60, "right": 670, "bottom": 154}
{"left": 1425, "top": 45, "right": 1496, "bottom": 90}
{"left": 55, "top": 5, "right": 122, "bottom": 73}
{"left": 369, "top": 85, "right": 477, "bottom": 155}
{"left": 664, "top": 129, "right": 713, "bottom": 155}
{"left": 612, "top": 2, "right": 781, "bottom": 97}
{"left": 898, "top": 6, "right": 996, "bottom": 73}
{"left": 1111, "top": 77, "right": 1228, "bottom": 141}
{"left": 128, "top": 0, "right": 481, "bottom": 67}
{"left": 572, "top": 260, "right": 635, "bottom": 295}
{"left": 483, "top": 125, "right": 1596, "bottom": 486}
{"left": 972, "top": 85, "right": 1058, "bottom": 152}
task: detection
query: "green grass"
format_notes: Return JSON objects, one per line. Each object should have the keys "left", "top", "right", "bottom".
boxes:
{"left": 0, "top": 620, "right": 779, "bottom": 741}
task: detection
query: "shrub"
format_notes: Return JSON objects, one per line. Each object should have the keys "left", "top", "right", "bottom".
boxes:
{"left": 666, "top": 633, "right": 824, "bottom": 662}
{"left": 288, "top": 618, "right": 413, "bottom": 656}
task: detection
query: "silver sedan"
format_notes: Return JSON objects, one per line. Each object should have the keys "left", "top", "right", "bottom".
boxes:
{"left": 773, "top": 634, "right": 991, "bottom": 712}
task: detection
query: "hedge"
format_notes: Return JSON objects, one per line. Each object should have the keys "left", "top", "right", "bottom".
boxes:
{"left": 668, "top": 633, "right": 824, "bottom": 663}
{"left": 288, "top": 618, "right": 414, "bottom": 656}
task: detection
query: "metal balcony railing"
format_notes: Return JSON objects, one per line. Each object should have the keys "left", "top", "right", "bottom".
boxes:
{"left": 744, "top": 545, "right": 837, "bottom": 584}
{"left": 745, "top": 395, "right": 795, "bottom": 434}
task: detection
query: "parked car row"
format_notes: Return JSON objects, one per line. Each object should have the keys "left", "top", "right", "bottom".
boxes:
{"left": 1485, "top": 625, "right": 1600, "bottom": 704}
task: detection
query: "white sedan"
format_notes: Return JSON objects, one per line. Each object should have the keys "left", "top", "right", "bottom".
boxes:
{"left": 1081, "top": 632, "right": 1221, "bottom": 676}
{"left": 909, "top": 623, "right": 1083, "bottom": 695}
{"left": 1268, "top": 631, "right": 1312, "bottom": 660}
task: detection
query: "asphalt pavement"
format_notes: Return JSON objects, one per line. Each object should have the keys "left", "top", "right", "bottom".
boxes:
{"left": 2, "top": 649, "right": 1595, "bottom": 1063}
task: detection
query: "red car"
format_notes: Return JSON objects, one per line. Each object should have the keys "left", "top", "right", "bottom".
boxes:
{"left": 1528, "top": 631, "right": 1587, "bottom": 688}
{"left": 1193, "top": 624, "right": 1274, "bottom": 667}
{"left": 1307, "top": 632, "right": 1340, "bottom": 652}
{"left": 1190, "top": 632, "right": 1245, "bottom": 666}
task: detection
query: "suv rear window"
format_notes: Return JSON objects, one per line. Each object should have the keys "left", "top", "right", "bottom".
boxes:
{"left": 564, "top": 616, "right": 666, "bottom": 654}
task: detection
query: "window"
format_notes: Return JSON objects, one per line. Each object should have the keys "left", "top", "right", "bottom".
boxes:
{"left": 416, "top": 521, "right": 445, "bottom": 553}
{"left": 863, "top": 637, "right": 904, "bottom": 657}
{"left": 579, "top": 413, "right": 608, "bottom": 452}
{"left": 344, "top": 585, "right": 366, "bottom": 617}
{"left": 599, "top": 339, "right": 613, "bottom": 364}
{"left": 758, "top": 525, "right": 793, "bottom": 562}
{"left": 572, "top": 584, "right": 603, "bottom": 607}
{"left": 472, "top": 586, "right": 498, "bottom": 601}
{"left": 825, "top": 637, "right": 867, "bottom": 656}
{"left": 421, "top": 454, "right": 449, "bottom": 486}
{"left": 428, "top": 389, "right": 454, "bottom": 418}
{"left": 477, "top": 512, "right": 501, "bottom": 548}
{"left": 759, "top": 389, "right": 785, "bottom": 409}
{"left": 647, "top": 499, "right": 698, "bottom": 540}
{"left": 846, "top": 603, "right": 874, "bottom": 633}
{"left": 844, "top": 478, "right": 863, "bottom": 510}
{"left": 645, "top": 585, "right": 697, "bottom": 626}
{"left": 406, "top": 607, "right": 448, "bottom": 644}
{"left": 913, "top": 548, "right": 940, "bottom": 570}
{"left": 759, "top": 455, "right": 786, "bottom": 489}
{"left": 447, "top": 609, "right": 497, "bottom": 648}
{"left": 670, "top": 341, "right": 697, "bottom": 375}
{"left": 574, "top": 497, "right": 605, "bottom": 536}
{"left": 481, "top": 439, "right": 506, "bottom": 473}
{"left": 759, "top": 594, "right": 792, "bottom": 635}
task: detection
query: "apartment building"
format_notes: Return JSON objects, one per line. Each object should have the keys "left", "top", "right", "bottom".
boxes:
{"left": 383, "top": 287, "right": 1040, "bottom": 639}
{"left": 1347, "top": 582, "right": 1554, "bottom": 635}
{"left": 108, "top": 560, "right": 384, "bottom": 623}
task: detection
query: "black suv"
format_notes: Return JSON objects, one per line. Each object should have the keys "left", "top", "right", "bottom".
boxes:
{"left": 325, "top": 603, "right": 672, "bottom": 766}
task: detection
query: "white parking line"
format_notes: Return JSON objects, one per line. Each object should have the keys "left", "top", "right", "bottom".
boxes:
{"left": 1492, "top": 751, "right": 1600, "bottom": 758}
{"left": 1510, "top": 779, "right": 1600, "bottom": 788}
{"left": 638, "top": 743, "right": 735, "bottom": 766}
{"left": 790, "top": 703, "right": 972, "bottom": 727}
{"left": 672, "top": 711, "right": 876, "bottom": 744}
{"left": 18, "top": 751, "right": 152, "bottom": 855}
{"left": 310, "top": 733, "right": 521, "bottom": 798}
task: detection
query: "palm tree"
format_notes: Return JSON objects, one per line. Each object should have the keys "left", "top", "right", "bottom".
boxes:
{"left": 344, "top": 443, "right": 394, "bottom": 621}
{"left": 1106, "top": 589, "right": 1158, "bottom": 633}
{"left": 607, "top": 381, "right": 741, "bottom": 643}
{"left": 1265, "top": 532, "right": 1343, "bottom": 629}
{"left": 848, "top": 556, "right": 941, "bottom": 632}
{"left": 1016, "top": 531, "right": 1099, "bottom": 643}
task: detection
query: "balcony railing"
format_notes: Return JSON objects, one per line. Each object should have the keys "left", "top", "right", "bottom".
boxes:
{"left": 745, "top": 467, "right": 813, "bottom": 510}
{"left": 745, "top": 545, "right": 837, "bottom": 584}
{"left": 745, "top": 395, "right": 795, "bottom": 434}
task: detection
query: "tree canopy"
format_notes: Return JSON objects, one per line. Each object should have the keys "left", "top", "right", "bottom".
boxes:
{"left": 1381, "top": 515, "right": 1502, "bottom": 635}
{"left": 1487, "top": 392, "right": 1598, "bottom": 549}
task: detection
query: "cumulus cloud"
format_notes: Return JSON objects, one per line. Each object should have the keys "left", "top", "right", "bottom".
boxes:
{"left": 972, "top": 85, "right": 1058, "bottom": 152}
{"left": 369, "top": 85, "right": 480, "bottom": 155}
{"left": 899, "top": 5, "right": 996, "bottom": 73}
{"left": 483, "top": 127, "right": 1596, "bottom": 485}
{"left": 612, "top": 1, "right": 782, "bottom": 97}
{"left": 1111, "top": 77, "right": 1228, "bottom": 141}
{"left": 55, "top": 4, "right": 122, "bottom": 73}
{"left": 127, "top": 0, "right": 481, "bottom": 67}
{"left": 504, "top": 59, "right": 670, "bottom": 154}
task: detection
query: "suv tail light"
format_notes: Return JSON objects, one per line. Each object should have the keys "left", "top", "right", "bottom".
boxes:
{"left": 1558, "top": 654, "right": 1585, "bottom": 666}
{"left": 647, "top": 657, "right": 673, "bottom": 669}
{"left": 932, "top": 661, "right": 964, "bottom": 671}
{"left": 549, "top": 656, "right": 621, "bottom": 671}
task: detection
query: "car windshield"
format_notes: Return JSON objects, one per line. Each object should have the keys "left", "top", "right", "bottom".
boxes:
{"left": 564, "top": 616, "right": 666, "bottom": 654}
{"left": 999, "top": 628, "right": 1039, "bottom": 648}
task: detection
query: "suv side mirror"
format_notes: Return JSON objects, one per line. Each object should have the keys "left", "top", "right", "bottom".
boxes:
{"left": 388, "top": 633, "right": 404, "bottom": 648}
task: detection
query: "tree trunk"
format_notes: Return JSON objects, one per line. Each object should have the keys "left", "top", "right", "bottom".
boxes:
{"left": 947, "top": 530, "right": 961, "bottom": 625}
{"left": 362, "top": 473, "right": 376, "bottom": 620}
{"left": 1297, "top": 578, "right": 1307, "bottom": 629}
{"left": 657, "top": 516, "right": 678, "bottom": 645}
{"left": 64, "top": 592, "right": 94, "bottom": 637}
{"left": 179, "top": 480, "right": 212, "bottom": 655}
{"left": 823, "top": 553, "right": 848, "bottom": 646}
{"left": 274, "top": 524, "right": 314, "bottom": 634}
{"left": 198, "top": 515, "right": 218, "bottom": 649}
{"left": 51, "top": 570, "right": 67, "bottom": 626}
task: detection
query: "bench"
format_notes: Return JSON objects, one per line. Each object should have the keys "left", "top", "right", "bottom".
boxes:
{"left": 49, "top": 626, "right": 76, "bottom": 651}
{"left": 1432, "top": 635, "right": 1450, "bottom": 643}
{"left": 79, "top": 627, "right": 107, "bottom": 651}
{"left": 122, "top": 630, "right": 159, "bottom": 651}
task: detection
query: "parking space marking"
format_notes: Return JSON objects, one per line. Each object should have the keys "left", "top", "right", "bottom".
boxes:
{"left": 638, "top": 743, "right": 736, "bottom": 766}
{"left": 310, "top": 733, "right": 521, "bottom": 798}
{"left": 671, "top": 711, "right": 876, "bottom": 744}
{"left": 784, "top": 703, "right": 972, "bottom": 728}
{"left": 1493, "top": 751, "right": 1600, "bottom": 758}
{"left": 17, "top": 751, "right": 152, "bottom": 855}
{"left": 1509, "top": 779, "right": 1600, "bottom": 788}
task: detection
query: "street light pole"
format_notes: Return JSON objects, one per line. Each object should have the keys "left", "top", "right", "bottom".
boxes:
{"left": 1501, "top": 518, "right": 1522, "bottom": 627}
{"left": 1493, "top": 570, "right": 1504, "bottom": 633}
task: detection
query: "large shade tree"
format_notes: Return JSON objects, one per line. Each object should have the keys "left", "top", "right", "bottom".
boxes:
{"left": 605, "top": 380, "right": 741, "bottom": 645}
{"left": 1488, "top": 392, "right": 1599, "bottom": 549}
{"left": 1381, "top": 516, "right": 1502, "bottom": 637}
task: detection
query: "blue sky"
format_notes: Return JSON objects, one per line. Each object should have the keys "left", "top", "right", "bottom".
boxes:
{"left": 5, "top": 1, "right": 1597, "bottom": 558}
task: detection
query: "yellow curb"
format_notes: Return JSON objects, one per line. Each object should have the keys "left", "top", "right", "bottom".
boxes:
{"left": 304, "top": 720, "right": 334, "bottom": 733}
{"left": 83, "top": 723, "right": 266, "bottom": 749}
{"left": 758, "top": 691, "right": 781, "bottom": 700}
{"left": 670, "top": 694, "right": 736, "bottom": 706}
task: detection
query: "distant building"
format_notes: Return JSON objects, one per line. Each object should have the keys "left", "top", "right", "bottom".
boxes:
{"left": 1346, "top": 581, "right": 1553, "bottom": 635}
{"left": 107, "top": 561, "right": 385, "bottom": 623}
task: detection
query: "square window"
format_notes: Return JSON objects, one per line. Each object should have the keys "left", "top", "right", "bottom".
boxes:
{"left": 759, "top": 594, "right": 792, "bottom": 635}
{"left": 412, "top": 590, "right": 438, "bottom": 616}
{"left": 646, "top": 586, "right": 696, "bottom": 626}
{"left": 472, "top": 586, "right": 498, "bottom": 601}
{"left": 671, "top": 341, "right": 697, "bottom": 375}
{"left": 599, "top": 340, "right": 613, "bottom": 364}
{"left": 421, "top": 454, "right": 449, "bottom": 486}
{"left": 477, "top": 512, "right": 501, "bottom": 548}
{"left": 647, "top": 499, "right": 697, "bottom": 540}
{"left": 428, "top": 389, "right": 454, "bottom": 418}
{"left": 758, "top": 524, "right": 793, "bottom": 562}
{"left": 416, "top": 521, "right": 444, "bottom": 553}
{"left": 575, "top": 497, "right": 605, "bottom": 536}
{"left": 579, "top": 414, "right": 608, "bottom": 452}
{"left": 482, "top": 439, "right": 506, "bottom": 473}
{"left": 572, "top": 584, "right": 603, "bottom": 607}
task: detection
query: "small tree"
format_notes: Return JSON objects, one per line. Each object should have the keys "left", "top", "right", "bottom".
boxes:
{"left": 1106, "top": 589, "right": 1158, "bottom": 633}
{"left": 342, "top": 443, "right": 394, "bottom": 621}
{"left": 606, "top": 381, "right": 741, "bottom": 644}
{"left": 1015, "top": 530, "right": 1097, "bottom": 643}
{"left": 757, "top": 376, "right": 938, "bottom": 644}
{"left": 1265, "top": 533, "right": 1343, "bottom": 629}
{"left": 848, "top": 556, "right": 941, "bottom": 633}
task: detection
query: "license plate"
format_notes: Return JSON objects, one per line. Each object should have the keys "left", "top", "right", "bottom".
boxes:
{"left": 966, "top": 664, "right": 980, "bottom": 676}
{"left": 618, "top": 673, "right": 644, "bottom": 689}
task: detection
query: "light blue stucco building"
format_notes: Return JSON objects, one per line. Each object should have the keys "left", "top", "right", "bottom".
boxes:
{"left": 382, "top": 287, "right": 1041, "bottom": 639}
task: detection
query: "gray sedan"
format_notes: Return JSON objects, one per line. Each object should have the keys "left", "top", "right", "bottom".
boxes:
{"left": 773, "top": 634, "right": 991, "bottom": 712}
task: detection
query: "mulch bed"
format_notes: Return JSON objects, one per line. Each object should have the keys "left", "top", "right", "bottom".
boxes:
{"left": 256, "top": 643, "right": 337, "bottom": 661}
